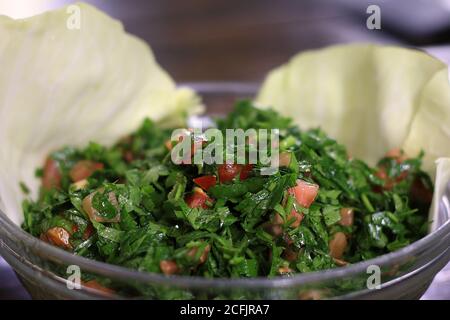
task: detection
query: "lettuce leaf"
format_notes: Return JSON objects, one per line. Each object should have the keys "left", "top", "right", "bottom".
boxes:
{"left": 403, "top": 69, "right": 450, "bottom": 176}
{"left": 0, "top": 3, "right": 202, "bottom": 225}
{"left": 256, "top": 44, "right": 450, "bottom": 230}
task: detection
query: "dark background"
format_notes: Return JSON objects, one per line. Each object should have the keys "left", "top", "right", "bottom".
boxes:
{"left": 2, "top": 0, "right": 450, "bottom": 82}
{"left": 78, "top": 0, "right": 450, "bottom": 82}
{"left": 0, "top": 0, "right": 449, "bottom": 299}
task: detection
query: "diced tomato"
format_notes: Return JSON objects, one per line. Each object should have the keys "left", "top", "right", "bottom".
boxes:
{"left": 298, "top": 290, "right": 323, "bottom": 300}
{"left": 410, "top": 176, "right": 433, "bottom": 204}
{"left": 339, "top": 208, "right": 354, "bottom": 227}
{"left": 385, "top": 148, "right": 402, "bottom": 159}
{"left": 83, "top": 223, "right": 95, "bottom": 240}
{"left": 217, "top": 164, "right": 253, "bottom": 182}
{"left": 288, "top": 209, "right": 304, "bottom": 228}
{"left": 282, "top": 247, "right": 298, "bottom": 262}
{"left": 375, "top": 166, "right": 408, "bottom": 191}
{"left": 165, "top": 139, "right": 173, "bottom": 151}
{"left": 42, "top": 157, "right": 62, "bottom": 190}
{"left": 283, "top": 234, "right": 294, "bottom": 246}
{"left": 185, "top": 187, "right": 213, "bottom": 209}
{"left": 119, "top": 136, "right": 132, "bottom": 145}
{"left": 275, "top": 191, "right": 308, "bottom": 229}
{"left": 40, "top": 233, "right": 49, "bottom": 242}
{"left": 333, "top": 258, "right": 348, "bottom": 266}
{"left": 199, "top": 245, "right": 211, "bottom": 264}
{"left": 288, "top": 179, "right": 319, "bottom": 208}
{"left": 160, "top": 260, "right": 180, "bottom": 275}
{"left": 375, "top": 167, "right": 388, "bottom": 180}
{"left": 218, "top": 164, "right": 242, "bottom": 183}
{"left": 71, "top": 179, "right": 89, "bottom": 191}
{"left": 187, "top": 244, "right": 211, "bottom": 264}
{"left": 278, "top": 266, "right": 293, "bottom": 274}
{"left": 69, "top": 160, "right": 104, "bottom": 182}
{"left": 239, "top": 164, "right": 253, "bottom": 180}
{"left": 385, "top": 148, "right": 407, "bottom": 163}
{"left": 262, "top": 221, "right": 283, "bottom": 237}
{"left": 274, "top": 209, "right": 304, "bottom": 228}
{"left": 82, "top": 190, "right": 120, "bottom": 223}
{"left": 42, "top": 227, "right": 72, "bottom": 250}
{"left": 123, "top": 150, "right": 134, "bottom": 163}
{"left": 329, "top": 232, "right": 347, "bottom": 259}
{"left": 396, "top": 171, "right": 409, "bottom": 182}
{"left": 383, "top": 264, "right": 400, "bottom": 277}
{"left": 83, "top": 280, "right": 115, "bottom": 295}
{"left": 279, "top": 152, "right": 292, "bottom": 167}
{"left": 193, "top": 175, "right": 216, "bottom": 191}
{"left": 375, "top": 167, "right": 393, "bottom": 191}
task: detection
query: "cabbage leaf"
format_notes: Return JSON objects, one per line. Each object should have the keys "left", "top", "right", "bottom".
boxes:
{"left": 256, "top": 44, "right": 450, "bottom": 230}
{"left": 0, "top": 3, "right": 202, "bottom": 225}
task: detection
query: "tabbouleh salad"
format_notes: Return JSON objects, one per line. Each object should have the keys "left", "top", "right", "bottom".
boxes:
{"left": 22, "top": 101, "right": 433, "bottom": 291}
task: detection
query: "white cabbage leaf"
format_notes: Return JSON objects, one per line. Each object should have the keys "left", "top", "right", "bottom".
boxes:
{"left": 0, "top": 3, "right": 202, "bottom": 225}
{"left": 256, "top": 44, "right": 450, "bottom": 231}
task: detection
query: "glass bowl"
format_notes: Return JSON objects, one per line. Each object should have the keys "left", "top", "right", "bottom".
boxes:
{"left": 1, "top": 82, "right": 450, "bottom": 300}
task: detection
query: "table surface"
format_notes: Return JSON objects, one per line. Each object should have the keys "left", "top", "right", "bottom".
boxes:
{"left": 0, "top": 0, "right": 449, "bottom": 299}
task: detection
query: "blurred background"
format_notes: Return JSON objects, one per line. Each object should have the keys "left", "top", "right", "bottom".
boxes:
{"left": 0, "top": 0, "right": 449, "bottom": 299}
{"left": 1, "top": 0, "right": 449, "bottom": 81}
